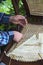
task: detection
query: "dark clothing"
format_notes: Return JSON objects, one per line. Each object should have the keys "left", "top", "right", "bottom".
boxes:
{"left": 0, "top": 13, "right": 10, "bottom": 24}
{"left": 0, "top": 13, "right": 14, "bottom": 46}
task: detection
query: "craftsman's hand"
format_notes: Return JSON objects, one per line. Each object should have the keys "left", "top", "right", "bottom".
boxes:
{"left": 13, "top": 31, "right": 23, "bottom": 42}
{"left": 9, "top": 15, "right": 27, "bottom": 27}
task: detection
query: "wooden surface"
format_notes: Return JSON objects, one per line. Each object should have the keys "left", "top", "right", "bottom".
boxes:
{"left": 26, "top": 0, "right": 43, "bottom": 16}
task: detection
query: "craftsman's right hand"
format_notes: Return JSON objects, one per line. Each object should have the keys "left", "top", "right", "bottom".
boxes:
{"left": 13, "top": 31, "right": 23, "bottom": 42}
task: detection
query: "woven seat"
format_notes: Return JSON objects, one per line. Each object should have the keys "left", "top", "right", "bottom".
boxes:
{"left": 7, "top": 24, "right": 43, "bottom": 52}
{"left": 1, "top": 0, "right": 43, "bottom": 65}
{"left": 0, "top": 23, "right": 43, "bottom": 65}
{"left": 4, "top": 24, "right": 43, "bottom": 64}
{"left": 0, "top": 24, "right": 43, "bottom": 65}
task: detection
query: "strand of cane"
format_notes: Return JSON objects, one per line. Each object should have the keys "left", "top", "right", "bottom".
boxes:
{"left": 9, "top": 58, "right": 11, "bottom": 65}
{"left": 21, "top": 24, "right": 29, "bottom": 42}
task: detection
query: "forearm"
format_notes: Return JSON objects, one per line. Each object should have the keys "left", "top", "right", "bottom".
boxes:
{"left": 0, "top": 13, "right": 11, "bottom": 24}
{"left": 0, "top": 31, "right": 14, "bottom": 46}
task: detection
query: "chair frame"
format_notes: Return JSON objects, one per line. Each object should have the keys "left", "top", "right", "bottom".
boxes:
{"left": 12, "top": 0, "right": 19, "bottom": 14}
{"left": 12, "top": 0, "right": 43, "bottom": 18}
{"left": 11, "top": 0, "right": 30, "bottom": 16}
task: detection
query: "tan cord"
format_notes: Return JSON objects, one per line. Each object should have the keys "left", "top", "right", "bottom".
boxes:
{"left": 38, "top": 53, "right": 42, "bottom": 59}
{"left": 9, "top": 58, "right": 11, "bottom": 65}
{"left": 21, "top": 24, "right": 29, "bottom": 41}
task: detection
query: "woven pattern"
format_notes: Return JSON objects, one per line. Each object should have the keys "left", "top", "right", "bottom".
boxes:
{"left": 7, "top": 24, "right": 43, "bottom": 62}
{"left": 26, "top": 0, "right": 43, "bottom": 16}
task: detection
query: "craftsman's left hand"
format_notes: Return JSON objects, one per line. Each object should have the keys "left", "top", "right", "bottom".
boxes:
{"left": 9, "top": 15, "right": 27, "bottom": 27}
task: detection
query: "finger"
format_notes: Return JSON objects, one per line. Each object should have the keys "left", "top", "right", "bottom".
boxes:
{"left": 19, "top": 22, "right": 24, "bottom": 27}
{"left": 25, "top": 18, "right": 28, "bottom": 24}
{"left": 12, "top": 20, "right": 19, "bottom": 24}
{"left": 16, "top": 15, "right": 27, "bottom": 21}
{"left": 19, "top": 19, "right": 26, "bottom": 25}
{"left": 13, "top": 20, "right": 24, "bottom": 27}
{"left": 19, "top": 19, "right": 28, "bottom": 26}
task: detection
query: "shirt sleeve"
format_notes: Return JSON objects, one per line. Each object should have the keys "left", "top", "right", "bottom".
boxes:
{"left": 0, "top": 13, "right": 10, "bottom": 24}
{"left": 0, "top": 31, "right": 14, "bottom": 46}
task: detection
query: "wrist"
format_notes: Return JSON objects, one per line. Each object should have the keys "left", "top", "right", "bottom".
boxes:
{"left": 9, "top": 16, "right": 13, "bottom": 23}
{"left": 9, "top": 16, "right": 15, "bottom": 23}
{"left": 8, "top": 31, "right": 14, "bottom": 41}
{"left": 9, "top": 16, "right": 18, "bottom": 24}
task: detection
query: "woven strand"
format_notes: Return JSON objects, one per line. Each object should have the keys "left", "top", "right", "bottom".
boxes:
{"left": 9, "top": 58, "right": 11, "bottom": 65}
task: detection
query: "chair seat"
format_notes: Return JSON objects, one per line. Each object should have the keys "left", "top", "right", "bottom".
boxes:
{"left": 7, "top": 24, "right": 43, "bottom": 62}
{"left": 1, "top": 24, "right": 43, "bottom": 65}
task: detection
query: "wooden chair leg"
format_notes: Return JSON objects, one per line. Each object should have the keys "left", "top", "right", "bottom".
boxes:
{"left": 11, "top": 0, "right": 22, "bottom": 32}
{"left": 11, "top": 0, "right": 19, "bottom": 14}
{"left": 22, "top": 0, "right": 30, "bottom": 17}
